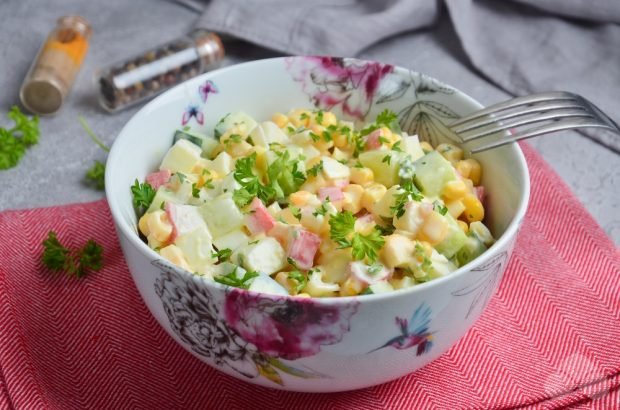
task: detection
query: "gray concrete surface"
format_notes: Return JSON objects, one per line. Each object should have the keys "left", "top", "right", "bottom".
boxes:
{"left": 0, "top": 0, "right": 618, "bottom": 245}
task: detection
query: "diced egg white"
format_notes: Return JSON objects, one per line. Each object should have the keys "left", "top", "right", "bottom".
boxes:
{"left": 160, "top": 139, "right": 203, "bottom": 174}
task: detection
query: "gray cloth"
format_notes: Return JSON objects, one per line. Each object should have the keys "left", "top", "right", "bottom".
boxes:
{"left": 195, "top": 0, "right": 620, "bottom": 152}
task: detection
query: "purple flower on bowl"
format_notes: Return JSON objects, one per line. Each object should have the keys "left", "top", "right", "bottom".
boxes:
{"left": 224, "top": 289, "right": 358, "bottom": 360}
{"left": 286, "top": 56, "right": 394, "bottom": 120}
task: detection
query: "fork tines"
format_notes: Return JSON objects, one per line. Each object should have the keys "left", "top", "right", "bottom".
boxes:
{"left": 450, "top": 91, "right": 619, "bottom": 153}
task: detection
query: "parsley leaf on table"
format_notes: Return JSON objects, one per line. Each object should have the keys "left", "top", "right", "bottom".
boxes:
{"left": 79, "top": 116, "right": 110, "bottom": 190}
{"left": 0, "top": 106, "right": 40, "bottom": 170}
{"left": 85, "top": 160, "right": 106, "bottom": 190}
{"left": 42, "top": 231, "right": 103, "bottom": 278}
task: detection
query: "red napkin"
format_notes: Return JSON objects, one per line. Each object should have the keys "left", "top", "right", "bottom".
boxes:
{"left": 1, "top": 144, "right": 618, "bottom": 410}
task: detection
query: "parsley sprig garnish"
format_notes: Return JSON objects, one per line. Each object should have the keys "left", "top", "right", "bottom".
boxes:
{"left": 42, "top": 231, "right": 103, "bottom": 278}
{"left": 328, "top": 211, "right": 385, "bottom": 263}
{"left": 0, "top": 106, "right": 40, "bottom": 170}
{"left": 232, "top": 151, "right": 306, "bottom": 207}
{"left": 213, "top": 267, "right": 259, "bottom": 289}
{"left": 131, "top": 179, "right": 156, "bottom": 210}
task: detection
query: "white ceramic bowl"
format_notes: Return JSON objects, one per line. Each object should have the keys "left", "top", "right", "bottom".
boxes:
{"left": 106, "top": 56, "right": 529, "bottom": 392}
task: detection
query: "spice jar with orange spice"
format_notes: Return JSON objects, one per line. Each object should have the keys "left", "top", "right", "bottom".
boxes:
{"left": 20, "top": 15, "right": 92, "bottom": 115}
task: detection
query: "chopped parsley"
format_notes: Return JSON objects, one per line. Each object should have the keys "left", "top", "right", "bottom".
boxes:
{"left": 213, "top": 267, "right": 258, "bottom": 289}
{"left": 211, "top": 248, "right": 232, "bottom": 262}
{"left": 191, "top": 183, "right": 200, "bottom": 198}
{"left": 433, "top": 200, "right": 448, "bottom": 216}
{"left": 290, "top": 206, "right": 302, "bottom": 221}
{"left": 391, "top": 180, "right": 424, "bottom": 218}
{"left": 382, "top": 154, "right": 392, "bottom": 165}
{"left": 313, "top": 201, "right": 330, "bottom": 217}
{"left": 288, "top": 270, "right": 307, "bottom": 294}
{"left": 307, "top": 161, "right": 323, "bottom": 177}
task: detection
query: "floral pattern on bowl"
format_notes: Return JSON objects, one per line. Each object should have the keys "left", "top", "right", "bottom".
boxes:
{"left": 153, "top": 260, "right": 358, "bottom": 386}
{"left": 287, "top": 56, "right": 463, "bottom": 147}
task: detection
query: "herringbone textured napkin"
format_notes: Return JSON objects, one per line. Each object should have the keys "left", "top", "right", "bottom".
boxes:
{"left": 0, "top": 144, "right": 618, "bottom": 409}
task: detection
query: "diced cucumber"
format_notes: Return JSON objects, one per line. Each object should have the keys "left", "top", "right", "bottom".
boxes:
{"left": 173, "top": 129, "right": 208, "bottom": 148}
{"left": 401, "top": 135, "right": 425, "bottom": 161}
{"left": 413, "top": 151, "right": 458, "bottom": 197}
{"left": 359, "top": 150, "right": 400, "bottom": 187}
{"left": 435, "top": 214, "right": 468, "bottom": 259}
{"left": 214, "top": 112, "right": 258, "bottom": 139}
{"left": 455, "top": 235, "right": 487, "bottom": 267}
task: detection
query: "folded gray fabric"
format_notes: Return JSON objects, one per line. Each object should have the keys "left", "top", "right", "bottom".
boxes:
{"left": 194, "top": 0, "right": 620, "bottom": 152}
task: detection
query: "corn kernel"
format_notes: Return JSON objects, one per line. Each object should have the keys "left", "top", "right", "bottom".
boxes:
{"left": 226, "top": 141, "right": 253, "bottom": 158}
{"left": 446, "top": 199, "right": 466, "bottom": 219}
{"left": 321, "top": 111, "right": 338, "bottom": 127}
{"left": 350, "top": 166, "right": 374, "bottom": 186}
{"left": 275, "top": 272, "right": 294, "bottom": 293}
{"left": 457, "top": 220, "right": 469, "bottom": 233}
{"left": 442, "top": 179, "right": 468, "bottom": 200}
{"left": 466, "top": 159, "right": 482, "bottom": 185}
{"left": 278, "top": 208, "right": 300, "bottom": 225}
{"left": 343, "top": 184, "right": 364, "bottom": 214}
{"left": 436, "top": 143, "right": 464, "bottom": 163}
{"left": 418, "top": 212, "right": 449, "bottom": 245}
{"left": 333, "top": 132, "right": 348, "bottom": 148}
{"left": 332, "top": 147, "right": 348, "bottom": 162}
{"left": 462, "top": 194, "right": 484, "bottom": 222}
{"left": 271, "top": 113, "right": 289, "bottom": 128}
{"left": 289, "top": 191, "right": 314, "bottom": 207}
{"left": 340, "top": 276, "right": 365, "bottom": 296}
{"left": 138, "top": 214, "right": 151, "bottom": 236}
{"left": 455, "top": 159, "right": 472, "bottom": 179}
{"left": 420, "top": 141, "right": 433, "bottom": 153}
{"left": 289, "top": 109, "right": 311, "bottom": 128}
{"left": 160, "top": 245, "right": 191, "bottom": 271}
{"left": 147, "top": 210, "right": 173, "bottom": 243}
{"left": 382, "top": 234, "right": 416, "bottom": 269}
{"left": 362, "top": 183, "right": 387, "bottom": 212}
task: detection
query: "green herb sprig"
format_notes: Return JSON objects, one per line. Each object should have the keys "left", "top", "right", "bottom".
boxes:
{"left": 0, "top": 106, "right": 40, "bottom": 170}
{"left": 42, "top": 231, "right": 103, "bottom": 278}
{"left": 328, "top": 211, "right": 385, "bottom": 263}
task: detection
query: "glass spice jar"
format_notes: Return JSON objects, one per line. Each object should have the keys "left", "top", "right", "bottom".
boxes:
{"left": 98, "top": 29, "right": 224, "bottom": 112}
{"left": 20, "top": 15, "right": 92, "bottom": 115}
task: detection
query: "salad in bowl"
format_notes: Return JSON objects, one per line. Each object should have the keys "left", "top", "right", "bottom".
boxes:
{"left": 134, "top": 108, "right": 494, "bottom": 298}
{"left": 106, "top": 56, "right": 529, "bottom": 392}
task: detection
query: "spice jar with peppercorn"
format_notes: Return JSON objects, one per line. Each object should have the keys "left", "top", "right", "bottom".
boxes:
{"left": 98, "top": 29, "right": 224, "bottom": 112}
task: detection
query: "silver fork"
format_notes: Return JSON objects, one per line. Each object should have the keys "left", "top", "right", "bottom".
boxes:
{"left": 448, "top": 91, "right": 620, "bottom": 153}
